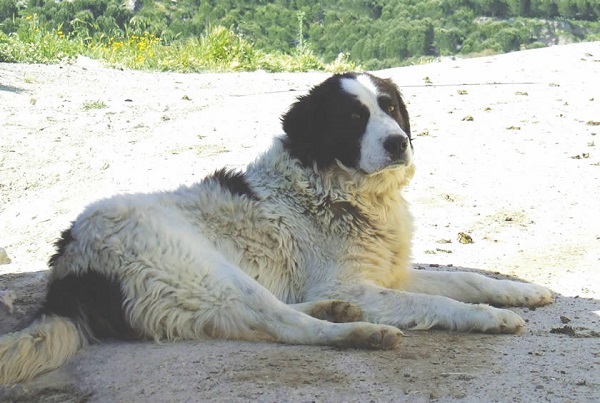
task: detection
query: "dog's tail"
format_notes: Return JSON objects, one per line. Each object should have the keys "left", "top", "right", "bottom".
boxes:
{"left": 0, "top": 314, "right": 87, "bottom": 384}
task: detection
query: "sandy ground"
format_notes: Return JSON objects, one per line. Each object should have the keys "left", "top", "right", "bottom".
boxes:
{"left": 1, "top": 42, "right": 599, "bottom": 402}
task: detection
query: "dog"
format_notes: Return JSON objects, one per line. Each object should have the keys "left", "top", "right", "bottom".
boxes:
{"left": 0, "top": 72, "right": 553, "bottom": 384}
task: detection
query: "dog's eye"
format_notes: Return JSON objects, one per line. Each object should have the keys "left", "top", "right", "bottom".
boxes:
{"left": 351, "top": 113, "right": 362, "bottom": 120}
{"left": 378, "top": 96, "right": 396, "bottom": 115}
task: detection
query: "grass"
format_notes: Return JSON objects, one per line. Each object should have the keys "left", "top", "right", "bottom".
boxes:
{"left": 83, "top": 100, "right": 108, "bottom": 110}
{"left": 0, "top": 15, "right": 358, "bottom": 73}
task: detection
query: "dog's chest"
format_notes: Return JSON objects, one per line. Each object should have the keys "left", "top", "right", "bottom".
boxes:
{"left": 340, "top": 202, "right": 413, "bottom": 287}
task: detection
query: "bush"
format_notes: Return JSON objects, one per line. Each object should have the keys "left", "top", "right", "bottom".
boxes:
{"left": 2, "top": 0, "right": 599, "bottom": 70}
{"left": 435, "top": 27, "right": 462, "bottom": 55}
{"left": 494, "top": 27, "right": 522, "bottom": 52}
{"left": 0, "top": 14, "right": 82, "bottom": 63}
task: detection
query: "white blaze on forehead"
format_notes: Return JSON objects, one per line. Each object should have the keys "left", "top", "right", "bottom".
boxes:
{"left": 340, "top": 74, "right": 380, "bottom": 110}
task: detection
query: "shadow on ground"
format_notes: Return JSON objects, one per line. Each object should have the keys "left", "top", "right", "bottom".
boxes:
{"left": 0, "top": 265, "right": 598, "bottom": 401}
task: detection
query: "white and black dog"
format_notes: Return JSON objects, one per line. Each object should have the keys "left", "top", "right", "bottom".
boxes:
{"left": 0, "top": 73, "right": 552, "bottom": 384}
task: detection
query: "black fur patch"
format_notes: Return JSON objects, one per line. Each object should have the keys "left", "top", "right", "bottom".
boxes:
{"left": 48, "top": 226, "right": 74, "bottom": 268}
{"left": 39, "top": 271, "right": 139, "bottom": 341}
{"left": 209, "top": 168, "right": 259, "bottom": 200}
{"left": 281, "top": 72, "right": 363, "bottom": 169}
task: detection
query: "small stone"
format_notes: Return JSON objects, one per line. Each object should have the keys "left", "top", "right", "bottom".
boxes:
{"left": 457, "top": 232, "right": 474, "bottom": 244}
{"left": 560, "top": 315, "right": 571, "bottom": 324}
{"left": 0, "top": 247, "right": 11, "bottom": 265}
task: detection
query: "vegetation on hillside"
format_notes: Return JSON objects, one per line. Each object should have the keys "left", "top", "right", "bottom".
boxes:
{"left": 0, "top": 9, "right": 356, "bottom": 71}
{"left": 1, "top": 0, "right": 599, "bottom": 71}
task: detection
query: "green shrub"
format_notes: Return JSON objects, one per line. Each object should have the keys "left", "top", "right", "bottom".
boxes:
{"left": 0, "top": 14, "right": 82, "bottom": 63}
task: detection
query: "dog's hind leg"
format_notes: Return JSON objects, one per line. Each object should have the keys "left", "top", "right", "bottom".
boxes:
{"left": 226, "top": 286, "right": 402, "bottom": 349}
{"left": 121, "top": 248, "right": 400, "bottom": 349}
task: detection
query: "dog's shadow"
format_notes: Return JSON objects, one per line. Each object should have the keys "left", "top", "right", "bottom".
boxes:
{"left": 0, "top": 271, "right": 48, "bottom": 335}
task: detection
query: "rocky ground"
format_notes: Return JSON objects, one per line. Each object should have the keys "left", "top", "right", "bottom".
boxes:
{"left": 1, "top": 42, "right": 599, "bottom": 401}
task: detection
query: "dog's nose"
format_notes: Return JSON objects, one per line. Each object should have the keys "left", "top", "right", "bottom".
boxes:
{"left": 383, "top": 136, "right": 409, "bottom": 159}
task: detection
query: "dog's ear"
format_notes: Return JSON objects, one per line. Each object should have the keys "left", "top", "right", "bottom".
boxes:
{"left": 281, "top": 94, "right": 322, "bottom": 166}
{"left": 281, "top": 95, "right": 316, "bottom": 141}
{"left": 282, "top": 74, "right": 345, "bottom": 143}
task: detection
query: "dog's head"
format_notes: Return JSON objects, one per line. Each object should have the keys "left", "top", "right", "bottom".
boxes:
{"left": 281, "top": 72, "right": 412, "bottom": 174}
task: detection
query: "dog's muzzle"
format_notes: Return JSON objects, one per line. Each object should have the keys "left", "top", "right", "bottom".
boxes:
{"left": 383, "top": 135, "right": 411, "bottom": 165}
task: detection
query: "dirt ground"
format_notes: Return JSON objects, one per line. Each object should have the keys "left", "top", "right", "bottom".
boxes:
{"left": 1, "top": 42, "right": 599, "bottom": 402}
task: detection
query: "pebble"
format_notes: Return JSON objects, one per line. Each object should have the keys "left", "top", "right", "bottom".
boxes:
{"left": 0, "top": 247, "right": 12, "bottom": 265}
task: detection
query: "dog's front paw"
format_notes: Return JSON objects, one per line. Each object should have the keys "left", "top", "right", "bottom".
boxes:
{"left": 308, "top": 300, "right": 364, "bottom": 323}
{"left": 495, "top": 282, "right": 554, "bottom": 308}
{"left": 475, "top": 305, "right": 525, "bottom": 334}
{"left": 520, "top": 283, "right": 553, "bottom": 307}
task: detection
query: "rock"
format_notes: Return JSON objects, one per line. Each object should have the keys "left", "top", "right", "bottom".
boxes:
{"left": 457, "top": 232, "right": 474, "bottom": 244}
{"left": 0, "top": 247, "right": 11, "bottom": 265}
